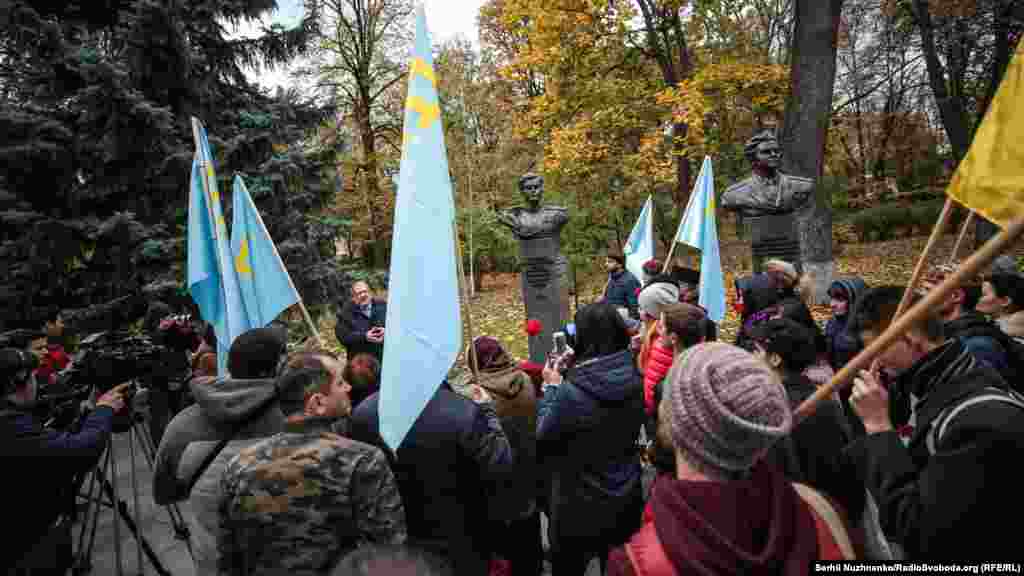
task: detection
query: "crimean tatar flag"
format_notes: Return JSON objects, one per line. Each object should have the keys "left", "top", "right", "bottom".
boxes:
{"left": 674, "top": 156, "right": 726, "bottom": 322}
{"left": 187, "top": 118, "right": 249, "bottom": 377}
{"left": 624, "top": 196, "right": 654, "bottom": 285}
{"left": 378, "top": 3, "right": 462, "bottom": 452}
{"left": 230, "top": 175, "right": 300, "bottom": 329}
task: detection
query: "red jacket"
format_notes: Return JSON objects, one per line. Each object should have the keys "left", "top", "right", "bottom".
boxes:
{"left": 642, "top": 337, "right": 674, "bottom": 415}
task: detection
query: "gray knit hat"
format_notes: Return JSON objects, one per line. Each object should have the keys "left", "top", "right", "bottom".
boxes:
{"left": 665, "top": 342, "right": 792, "bottom": 474}
{"left": 638, "top": 282, "right": 680, "bottom": 319}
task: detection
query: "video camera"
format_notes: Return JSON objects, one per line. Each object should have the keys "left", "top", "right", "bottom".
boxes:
{"left": 38, "top": 331, "right": 167, "bottom": 433}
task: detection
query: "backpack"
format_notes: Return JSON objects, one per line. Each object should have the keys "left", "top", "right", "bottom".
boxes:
{"left": 925, "top": 386, "right": 1024, "bottom": 455}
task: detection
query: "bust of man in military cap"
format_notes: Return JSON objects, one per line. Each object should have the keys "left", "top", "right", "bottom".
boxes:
{"left": 721, "top": 130, "right": 814, "bottom": 218}
{"left": 497, "top": 172, "right": 569, "bottom": 240}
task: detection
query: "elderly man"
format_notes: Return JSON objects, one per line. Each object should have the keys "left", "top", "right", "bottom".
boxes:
{"left": 335, "top": 281, "right": 387, "bottom": 364}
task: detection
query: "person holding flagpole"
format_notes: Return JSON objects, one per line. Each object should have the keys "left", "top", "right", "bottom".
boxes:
{"left": 348, "top": 5, "right": 515, "bottom": 575}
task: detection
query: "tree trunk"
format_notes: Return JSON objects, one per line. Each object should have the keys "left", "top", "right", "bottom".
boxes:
{"left": 780, "top": 0, "right": 843, "bottom": 305}
{"left": 357, "top": 100, "right": 380, "bottom": 266}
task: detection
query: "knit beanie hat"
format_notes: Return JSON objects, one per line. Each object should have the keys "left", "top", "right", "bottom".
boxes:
{"left": 665, "top": 342, "right": 792, "bottom": 474}
{"left": 467, "top": 336, "right": 513, "bottom": 372}
{"left": 639, "top": 282, "right": 680, "bottom": 319}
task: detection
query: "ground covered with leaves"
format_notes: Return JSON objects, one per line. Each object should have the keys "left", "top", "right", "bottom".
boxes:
{"left": 296, "top": 232, "right": 1023, "bottom": 371}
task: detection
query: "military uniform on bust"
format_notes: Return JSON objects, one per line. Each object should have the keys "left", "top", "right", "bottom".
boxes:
{"left": 722, "top": 130, "right": 814, "bottom": 274}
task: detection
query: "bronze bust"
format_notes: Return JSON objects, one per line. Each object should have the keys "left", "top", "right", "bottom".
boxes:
{"left": 497, "top": 173, "right": 569, "bottom": 239}
{"left": 721, "top": 130, "right": 814, "bottom": 218}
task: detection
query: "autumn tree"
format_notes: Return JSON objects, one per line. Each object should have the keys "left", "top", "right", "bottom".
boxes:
{"left": 829, "top": 0, "right": 936, "bottom": 196}
{"left": 898, "top": 0, "right": 1023, "bottom": 245}
{"left": 299, "top": 0, "right": 413, "bottom": 265}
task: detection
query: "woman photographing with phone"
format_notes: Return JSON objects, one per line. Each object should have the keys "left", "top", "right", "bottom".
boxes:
{"left": 538, "top": 302, "right": 645, "bottom": 576}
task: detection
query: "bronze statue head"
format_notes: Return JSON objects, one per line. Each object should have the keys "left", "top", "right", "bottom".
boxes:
{"left": 519, "top": 172, "right": 544, "bottom": 209}
{"left": 744, "top": 130, "right": 781, "bottom": 173}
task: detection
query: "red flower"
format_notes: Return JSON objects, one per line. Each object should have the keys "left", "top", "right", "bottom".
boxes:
{"left": 525, "top": 319, "right": 543, "bottom": 336}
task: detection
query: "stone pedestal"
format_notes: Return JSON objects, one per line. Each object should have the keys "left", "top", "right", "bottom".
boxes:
{"left": 748, "top": 214, "right": 801, "bottom": 274}
{"left": 519, "top": 236, "right": 571, "bottom": 364}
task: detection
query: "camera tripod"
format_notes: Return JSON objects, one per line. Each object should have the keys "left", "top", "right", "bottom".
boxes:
{"left": 72, "top": 404, "right": 193, "bottom": 576}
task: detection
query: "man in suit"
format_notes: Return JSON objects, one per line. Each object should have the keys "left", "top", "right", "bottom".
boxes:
{"left": 335, "top": 281, "right": 387, "bottom": 364}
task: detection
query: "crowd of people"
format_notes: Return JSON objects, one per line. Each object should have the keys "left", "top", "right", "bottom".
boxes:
{"left": 4, "top": 250, "right": 1024, "bottom": 575}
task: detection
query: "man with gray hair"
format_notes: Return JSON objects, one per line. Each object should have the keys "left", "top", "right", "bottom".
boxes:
{"left": 335, "top": 280, "right": 387, "bottom": 364}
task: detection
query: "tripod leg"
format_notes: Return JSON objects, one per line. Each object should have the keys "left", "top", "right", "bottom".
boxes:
{"left": 129, "top": 429, "right": 145, "bottom": 575}
{"left": 109, "top": 438, "right": 125, "bottom": 576}
{"left": 75, "top": 448, "right": 108, "bottom": 575}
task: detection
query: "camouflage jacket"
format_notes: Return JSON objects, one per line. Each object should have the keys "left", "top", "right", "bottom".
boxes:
{"left": 218, "top": 417, "right": 406, "bottom": 575}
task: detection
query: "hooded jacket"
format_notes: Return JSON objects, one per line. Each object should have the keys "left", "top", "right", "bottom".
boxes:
{"left": 537, "top": 349, "right": 645, "bottom": 547}
{"left": 153, "top": 376, "right": 284, "bottom": 505}
{"left": 824, "top": 277, "right": 867, "bottom": 372}
{"left": 607, "top": 465, "right": 841, "bottom": 576}
{"left": 845, "top": 340, "right": 1024, "bottom": 559}
{"left": 944, "top": 311, "right": 1011, "bottom": 377}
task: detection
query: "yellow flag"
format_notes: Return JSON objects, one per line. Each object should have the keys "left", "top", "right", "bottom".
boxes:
{"left": 946, "top": 41, "right": 1024, "bottom": 229}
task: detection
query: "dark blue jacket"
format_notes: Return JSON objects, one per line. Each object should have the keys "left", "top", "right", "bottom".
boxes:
{"left": 537, "top": 349, "right": 644, "bottom": 546}
{"left": 603, "top": 269, "right": 641, "bottom": 317}
{"left": 945, "top": 312, "right": 1010, "bottom": 377}
{"left": 335, "top": 299, "right": 387, "bottom": 362}
{"left": 349, "top": 384, "right": 514, "bottom": 576}
{"left": 824, "top": 277, "right": 867, "bottom": 371}
{"left": 1, "top": 403, "right": 115, "bottom": 564}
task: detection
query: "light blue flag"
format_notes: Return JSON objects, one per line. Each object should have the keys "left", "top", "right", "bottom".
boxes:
{"left": 378, "top": 4, "right": 462, "bottom": 452}
{"left": 624, "top": 195, "right": 654, "bottom": 285}
{"left": 231, "top": 175, "right": 300, "bottom": 328}
{"left": 187, "top": 119, "right": 250, "bottom": 377}
{"left": 673, "top": 156, "right": 726, "bottom": 322}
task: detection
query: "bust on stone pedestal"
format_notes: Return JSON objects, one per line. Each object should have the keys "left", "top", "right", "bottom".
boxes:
{"left": 721, "top": 130, "right": 814, "bottom": 273}
{"left": 497, "top": 173, "right": 571, "bottom": 364}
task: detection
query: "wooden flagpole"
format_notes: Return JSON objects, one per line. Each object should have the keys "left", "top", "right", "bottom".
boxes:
{"left": 893, "top": 197, "right": 956, "bottom": 319}
{"left": 794, "top": 213, "right": 1024, "bottom": 425}
{"left": 453, "top": 219, "right": 479, "bottom": 379}
{"left": 949, "top": 211, "right": 977, "bottom": 266}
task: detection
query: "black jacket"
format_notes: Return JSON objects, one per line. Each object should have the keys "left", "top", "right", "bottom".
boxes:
{"left": 537, "top": 349, "right": 645, "bottom": 548}
{"left": 335, "top": 299, "right": 387, "bottom": 361}
{"left": 766, "top": 372, "right": 864, "bottom": 521}
{"left": 845, "top": 340, "right": 1024, "bottom": 559}
{"left": 604, "top": 269, "right": 641, "bottom": 317}
{"left": 1, "top": 402, "right": 116, "bottom": 565}
{"left": 349, "top": 384, "right": 515, "bottom": 576}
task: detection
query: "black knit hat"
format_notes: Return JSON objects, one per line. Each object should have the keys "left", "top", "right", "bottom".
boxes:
{"left": 228, "top": 327, "right": 288, "bottom": 379}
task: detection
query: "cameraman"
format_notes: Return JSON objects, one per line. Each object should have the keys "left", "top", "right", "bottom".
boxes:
{"left": 0, "top": 348, "right": 131, "bottom": 573}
